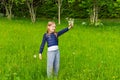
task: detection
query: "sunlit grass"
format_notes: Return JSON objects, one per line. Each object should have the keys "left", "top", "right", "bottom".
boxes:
{"left": 0, "top": 18, "right": 120, "bottom": 80}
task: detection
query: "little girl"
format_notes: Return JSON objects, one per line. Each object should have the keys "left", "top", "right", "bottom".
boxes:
{"left": 39, "top": 21, "right": 73, "bottom": 77}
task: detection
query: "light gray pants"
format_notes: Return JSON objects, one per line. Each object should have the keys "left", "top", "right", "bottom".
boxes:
{"left": 47, "top": 49, "right": 60, "bottom": 77}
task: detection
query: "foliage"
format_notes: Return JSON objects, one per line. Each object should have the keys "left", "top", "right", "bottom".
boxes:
{"left": 0, "top": 0, "right": 120, "bottom": 19}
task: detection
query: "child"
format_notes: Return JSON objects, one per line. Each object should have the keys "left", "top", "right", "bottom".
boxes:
{"left": 39, "top": 21, "right": 73, "bottom": 77}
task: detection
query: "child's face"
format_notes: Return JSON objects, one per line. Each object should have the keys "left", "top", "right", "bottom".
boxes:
{"left": 48, "top": 23, "right": 56, "bottom": 33}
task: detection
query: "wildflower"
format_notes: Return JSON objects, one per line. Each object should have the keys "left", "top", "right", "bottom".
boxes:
{"left": 72, "top": 52, "right": 75, "bottom": 55}
{"left": 33, "top": 54, "right": 36, "bottom": 58}
{"left": 112, "top": 76, "right": 115, "bottom": 79}
{"left": 82, "top": 22, "right": 86, "bottom": 25}
{"left": 13, "top": 72, "right": 17, "bottom": 76}
{"left": 112, "top": 76, "right": 118, "bottom": 79}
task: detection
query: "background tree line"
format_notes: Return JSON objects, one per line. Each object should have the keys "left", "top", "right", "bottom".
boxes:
{"left": 0, "top": 0, "right": 120, "bottom": 24}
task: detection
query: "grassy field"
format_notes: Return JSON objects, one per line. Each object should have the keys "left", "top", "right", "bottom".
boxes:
{"left": 0, "top": 18, "right": 120, "bottom": 80}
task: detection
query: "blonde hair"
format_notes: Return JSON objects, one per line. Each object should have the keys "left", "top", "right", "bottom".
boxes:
{"left": 47, "top": 21, "right": 57, "bottom": 36}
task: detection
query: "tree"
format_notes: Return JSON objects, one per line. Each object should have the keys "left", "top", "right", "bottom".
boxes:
{"left": 116, "top": 0, "right": 120, "bottom": 18}
{"left": 26, "top": 0, "right": 36, "bottom": 23}
{"left": 26, "top": 0, "right": 42, "bottom": 23}
{"left": 1, "top": 0, "right": 14, "bottom": 19}
{"left": 80, "top": 0, "right": 99, "bottom": 25}
{"left": 57, "top": 0, "right": 62, "bottom": 24}
{"left": 16, "top": 0, "right": 41, "bottom": 23}
{"left": 90, "top": 0, "right": 98, "bottom": 25}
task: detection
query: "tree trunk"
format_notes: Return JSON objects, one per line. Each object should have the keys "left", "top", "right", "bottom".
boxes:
{"left": 58, "top": 0, "right": 62, "bottom": 24}
{"left": 95, "top": 4, "right": 98, "bottom": 24}
{"left": 30, "top": 4, "right": 36, "bottom": 23}
{"left": 90, "top": 0, "right": 98, "bottom": 25}
{"left": 5, "top": 6, "right": 9, "bottom": 17}
{"left": 7, "top": 4, "right": 12, "bottom": 19}
{"left": 58, "top": 6, "right": 61, "bottom": 24}
{"left": 27, "top": 0, "right": 36, "bottom": 23}
{"left": 3, "top": 1, "right": 12, "bottom": 20}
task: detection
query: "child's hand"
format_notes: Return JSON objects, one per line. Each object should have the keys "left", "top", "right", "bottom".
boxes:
{"left": 68, "top": 23, "right": 73, "bottom": 29}
{"left": 39, "top": 54, "right": 42, "bottom": 60}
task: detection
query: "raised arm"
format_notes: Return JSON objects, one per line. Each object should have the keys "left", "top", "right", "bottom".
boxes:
{"left": 57, "top": 26, "right": 72, "bottom": 37}
{"left": 57, "top": 27, "right": 69, "bottom": 37}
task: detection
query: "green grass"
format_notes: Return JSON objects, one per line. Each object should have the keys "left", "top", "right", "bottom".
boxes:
{"left": 0, "top": 17, "right": 120, "bottom": 80}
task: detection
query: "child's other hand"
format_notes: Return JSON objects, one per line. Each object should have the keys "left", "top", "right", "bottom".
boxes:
{"left": 39, "top": 54, "right": 42, "bottom": 60}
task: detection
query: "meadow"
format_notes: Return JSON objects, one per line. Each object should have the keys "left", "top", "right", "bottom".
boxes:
{"left": 0, "top": 18, "right": 120, "bottom": 80}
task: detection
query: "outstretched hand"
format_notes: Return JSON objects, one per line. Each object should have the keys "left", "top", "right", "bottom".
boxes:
{"left": 68, "top": 23, "right": 73, "bottom": 29}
